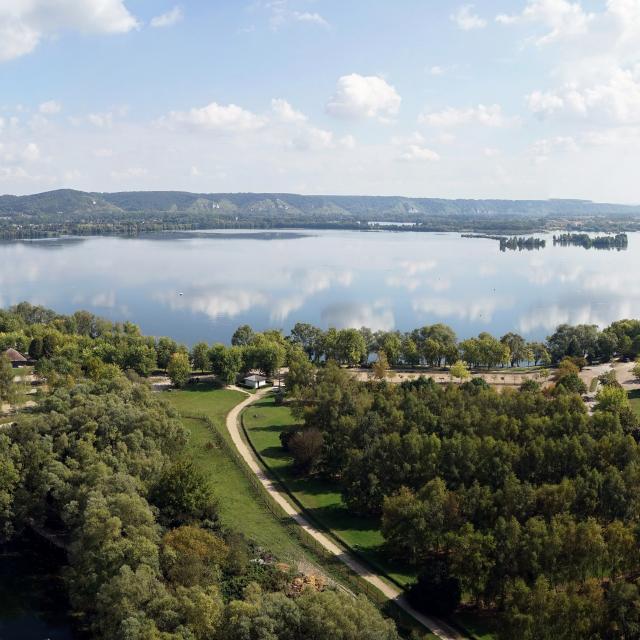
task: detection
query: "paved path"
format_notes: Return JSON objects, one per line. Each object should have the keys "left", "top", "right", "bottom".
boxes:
{"left": 225, "top": 388, "right": 466, "bottom": 640}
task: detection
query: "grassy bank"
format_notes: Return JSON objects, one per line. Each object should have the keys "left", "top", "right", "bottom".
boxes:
{"left": 165, "top": 383, "right": 312, "bottom": 562}
{"left": 630, "top": 389, "right": 640, "bottom": 417}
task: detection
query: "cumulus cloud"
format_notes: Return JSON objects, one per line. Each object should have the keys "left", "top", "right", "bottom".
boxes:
{"left": 326, "top": 74, "right": 401, "bottom": 121}
{"left": 419, "top": 104, "right": 515, "bottom": 128}
{"left": 0, "top": 1, "right": 139, "bottom": 62}
{"left": 292, "top": 12, "right": 329, "bottom": 27}
{"left": 496, "top": 0, "right": 594, "bottom": 45}
{"left": 39, "top": 100, "right": 62, "bottom": 115}
{"left": 150, "top": 6, "right": 183, "bottom": 28}
{"left": 271, "top": 98, "right": 307, "bottom": 123}
{"left": 451, "top": 5, "right": 487, "bottom": 30}
{"left": 531, "top": 136, "right": 579, "bottom": 161}
{"left": 528, "top": 66, "right": 640, "bottom": 124}
{"left": 398, "top": 145, "right": 440, "bottom": 162}
{"left": 159, "top": 102, "right": 267, "bottom": 133}
{"left": 265, "top": 1, "right": 329, "bottom": 30}
{"left": 21, "top": 143, "right": 41, "bottom": 163}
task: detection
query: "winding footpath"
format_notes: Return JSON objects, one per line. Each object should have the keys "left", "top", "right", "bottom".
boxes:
{"left": 225, "top": 387, "right": 466, "bottom": 640}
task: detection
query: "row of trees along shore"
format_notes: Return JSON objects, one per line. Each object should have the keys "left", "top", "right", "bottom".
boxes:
{"left": 2, "top": 303, "right": 640, "bottom": 395}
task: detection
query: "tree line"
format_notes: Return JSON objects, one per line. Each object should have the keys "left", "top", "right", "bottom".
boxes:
{"left": 3, "top": 303, "right": 640, "bottom": 401}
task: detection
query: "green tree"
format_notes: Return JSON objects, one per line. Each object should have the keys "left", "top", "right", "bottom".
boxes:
{"left": 155, "top": 336, "right": 179, "bottom": 369}
{"left": 0, "top": 355, "right": 17, "bottom": 404}
{"left": 285, "top": 348, "right": 315, "bottom": 397}
{"left": 231, "top": 324, "right": 255, "bottom": 347}
{"left": 210, "top": 344, "right": 243, "bottom": 385}
{"left": 149, "top": 459, "right": 218, "bottom": 527}
{"left": 28, "top": 337, "right": 44, "bottom": 360}
{"left": 335, "top": 328, "right": 367, "bottom": 366}
{"left": 167, "top": 352, "right": 191, "bottom": 388}
{"left": 450, "top": 360, "right": 471, "bottom": 381}
{"left": 161, "top": 525, "right": 229, "bottom": 587}
{"left": 372, "top": 350, "right": 389, "bottom": 379}
{"left": 190, "top": 341, "right": 210, "bottom": 373}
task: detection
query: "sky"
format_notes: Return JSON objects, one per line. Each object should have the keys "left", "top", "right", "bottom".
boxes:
{"left": 1, "top": 0, "right": 639, "bottom": 202}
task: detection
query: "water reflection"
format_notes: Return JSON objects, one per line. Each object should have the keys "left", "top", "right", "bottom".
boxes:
{"left": 1, "top": 230, "right": 640, "bottom": 343}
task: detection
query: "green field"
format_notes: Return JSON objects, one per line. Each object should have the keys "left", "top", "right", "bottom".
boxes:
{"left": 630, "top": 389, "right": 640, "bottom": 417}
{"left": 165, "top": 383, "right": 313, "bottom": 562}
{"left": 242, "top": 395, "right": 417, "bottom": 586}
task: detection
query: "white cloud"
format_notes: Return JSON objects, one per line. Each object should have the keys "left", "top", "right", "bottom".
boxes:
{"left": 289, "top": 126, "right": 334, "bottom": 151}
{"left": 110, "top": 167, "right": 148, "bottom": 179}
{"left": 151, "top": 6, "right": 183, "bottom": 28}
{"left": 39, "top": 100, "right": 62, "bottom": 115}
{"left": 527, "top": 66, "right": 640, "bottom": 124}
{"left": 451, "top": 5, "right": 487, "bottom": 30}
{"left": 292, "top": 12, "right": 329, "bottom": 27}
{"left": 159, "top": 102, "right": 267, "bottom": 133}
{"left": 265, "top": 2, "right": 329, "bottom": 30}
{"left": 326, "top": 74, "right": 401, "bottom": 121}
{"left": 531, "top": 136, "right": 578, "bottom": 161}
{"left": 496, "top": 0, "right": 594, "bottom": 45}
{"left": 21, "top": 143, "right": 41, "bottom": 163}
{"left": 419, "top": 104, "right": 514, "bottom": 128}
{"left": 398, "top": 144, "right": 440, "bottom": 162}
{"left": 271, "top": 98, "right": 307, "bottom": 123}
{"left": 429, "top": 65, "right": 445, "bottom": 76}
{"left": 87, "top": 112, "right": 114, "bottom": 128}
{"left": 0, "top": 1, "right": 139, "bottom": 62}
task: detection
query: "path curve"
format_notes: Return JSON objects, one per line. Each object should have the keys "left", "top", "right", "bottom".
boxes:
{"left": 225, "top": 387, "right": 466, "bottom": 640}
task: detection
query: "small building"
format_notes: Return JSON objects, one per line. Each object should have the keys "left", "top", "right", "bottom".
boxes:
{"left": 3, "top": 348, "right": 28, "bottom": 368}
{"left": 243, "top": 374, "right": 268, "bottom": 389}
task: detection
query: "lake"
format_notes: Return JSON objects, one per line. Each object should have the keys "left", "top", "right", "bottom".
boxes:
{"left": 0, "top": 537, "right": 77, "bottom": 640}
{"left": 1, "top": 229, "right": 639, "bottom": 344}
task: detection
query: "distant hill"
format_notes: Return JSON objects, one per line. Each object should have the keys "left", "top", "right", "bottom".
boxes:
{"left": 1, "top": 188, "right": 640, "bottom": 219}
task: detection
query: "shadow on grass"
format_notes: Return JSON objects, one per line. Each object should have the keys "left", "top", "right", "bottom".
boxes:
{"left": 182, "top": 380, "right": 225, "bottom": 392}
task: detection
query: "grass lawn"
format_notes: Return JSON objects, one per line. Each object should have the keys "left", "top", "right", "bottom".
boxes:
{"left": 165, "top": 383, "right": 314, "bottom": 563}
{"left": 242, "top": 395, "right": 418, "bottom": 586}
{"left": 629, "top": 389, "right": 640, "bottom": 417}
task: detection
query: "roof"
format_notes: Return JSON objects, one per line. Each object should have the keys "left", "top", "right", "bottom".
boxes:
{"left": 244, "top": 374, "right": 267, "bottom": 382}
{"left": 3, "top": 348, "right": 27, "bottom": 363}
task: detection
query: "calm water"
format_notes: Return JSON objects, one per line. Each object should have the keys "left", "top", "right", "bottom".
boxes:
{"left": 1, "top": 229, "right": 639, "bottom": 344}
{"left": 0, "top": 539, "right": 77, "bottom": 640}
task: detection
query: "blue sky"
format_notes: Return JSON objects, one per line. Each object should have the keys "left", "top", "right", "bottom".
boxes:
{"left": 1, "top": 0, "right": 639, "bottom": 201}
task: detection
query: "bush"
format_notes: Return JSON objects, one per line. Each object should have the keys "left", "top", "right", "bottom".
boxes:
{"left": 288, "top": 427, "right": 324, "bottom": 473}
